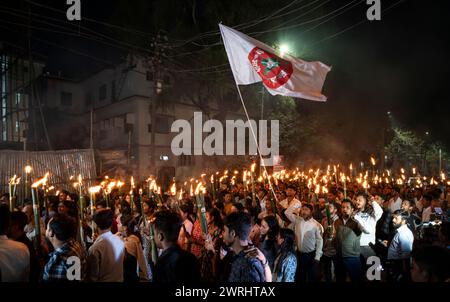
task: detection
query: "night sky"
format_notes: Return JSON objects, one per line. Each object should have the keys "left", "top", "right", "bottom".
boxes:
{"left": 1, "top": 0, "right": 449, "bottom": 154}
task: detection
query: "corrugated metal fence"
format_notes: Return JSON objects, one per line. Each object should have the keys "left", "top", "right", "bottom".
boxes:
{"left": 0, "top": 149, "right": 97, "bottom": 200}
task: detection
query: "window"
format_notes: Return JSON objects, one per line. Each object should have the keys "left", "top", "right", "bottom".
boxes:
{"left": 61, "top": 91, "right": 72, "bottom": 106}
{"left": 154, "top": 115, "right": 173, "bottom": 134}
{"left": 99, "top": 84, "right": 106, "bottom": 101}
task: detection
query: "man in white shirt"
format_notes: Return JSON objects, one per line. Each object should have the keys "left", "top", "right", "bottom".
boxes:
{"left": 422, "top": 195, "right": 440, "bottom": 222}
{"left": 387, "top": 210, "right": 414, "bottom": 281}
{"left": 0, "top": 204, "right": 30, "bottom": 282}
{"left": 285, "top": 203, "right": 323, "bottom": 282}
{"left": 87, "top": 209, "right": 125, "bottom": 282}
{"left": 388, "top": 210, "right": 414, "bottom": 260}
{"left": 387, "top": 187, "right": 402, "bottom": 213}
{"left": 353, "top": 194, "right": 383, "bottom": 261}
{"left": 279, "top": 185, "right": 301, "bottom": 229}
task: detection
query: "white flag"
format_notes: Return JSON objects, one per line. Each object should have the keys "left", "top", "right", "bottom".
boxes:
{"left": 219, "top": 24, "right": 331, "bottom": 102}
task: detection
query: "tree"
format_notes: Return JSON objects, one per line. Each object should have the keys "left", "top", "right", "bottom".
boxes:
{"left": 385, "top": 128, "right": 450, "bottom": 174}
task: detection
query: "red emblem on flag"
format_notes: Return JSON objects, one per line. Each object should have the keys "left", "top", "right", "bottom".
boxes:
{"left": 248, "top": 47, "right": 293, "bottom": 89}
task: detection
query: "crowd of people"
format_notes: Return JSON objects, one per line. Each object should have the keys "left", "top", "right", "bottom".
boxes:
{"left": 1, "top": 173, "right": 449, "bottom": 283}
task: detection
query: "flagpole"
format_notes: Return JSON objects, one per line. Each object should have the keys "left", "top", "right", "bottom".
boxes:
{"left": 234, "top": 82, "right": 279, "bottom": 196}
{"left": 219, "top": 23, "right": 279, "bottom": 204}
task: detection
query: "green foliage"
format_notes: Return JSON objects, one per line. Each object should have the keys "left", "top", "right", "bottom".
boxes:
{"left": 385, "top": 128, "right": 449, "bottom": 172}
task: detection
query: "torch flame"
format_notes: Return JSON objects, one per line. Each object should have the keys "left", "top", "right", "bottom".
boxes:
{"left": 32, "top": 173, "right": 49, "bottom": 188}
{"left": 25, "top": 166, "right": 32, "bottom": 174}
{"left": 171, "top": 182, "right": 176, "bottom": 196}
{"left": 370, "top": 157, "right": 376, "bottom": 166}
{"left": 107, "top": 181, "right": 116, "bottom": 193}
{"left": 314, "top": 184, "right": 320, "bottom": 194}
{"left": 9, "top": 175, "right": 17, "bottom": 184}
{"left": 88, "top": 186, "right": 102, "bottom": 194}
{"left": 251, "top": 163, "right": 256, "bottom": 173}
{"left": 131, "top": 176, "right": 135, "bottom": 189}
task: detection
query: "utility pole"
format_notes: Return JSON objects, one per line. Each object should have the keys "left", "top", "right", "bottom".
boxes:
{"left": 90, "top": 106, "right": 93, "bottom": 149}
{"left": 439, "top": 148, "right": 442, "bottom": 172}
{"left": 149, "top": 32, "right": 168, "bottom": 175}
{"left": 28, "top": 6, "right": 37, "bottom": 150}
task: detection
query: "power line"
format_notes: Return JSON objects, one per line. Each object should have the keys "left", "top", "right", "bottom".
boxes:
{"left": 248, "top": 0, "right": 363, "bottom": 35}
{"left": 0, "top": 8, "right": 155, "bottom": 55}
{"left": 308, "top": 0, "right": 407, "bottom": 48}
{"left": 25, "top": 0, "right": 152, "bottom": 38}
{"left": 169, "top": 0, "right": 310, "bottom": 47}
{"left": 264, "top": 0, "right": 332, "bottom": 31}
{"left": 170, "top": 0, "right": 360, "bottom": 53}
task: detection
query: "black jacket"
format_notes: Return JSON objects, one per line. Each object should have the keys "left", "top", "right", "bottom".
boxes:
{"left": 153, "top": 244, "right": 201, "bottom": 282}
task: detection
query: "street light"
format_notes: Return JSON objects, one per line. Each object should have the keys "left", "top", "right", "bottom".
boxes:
{"left": 279, "top": 44, "right": 290, "bottom": 57}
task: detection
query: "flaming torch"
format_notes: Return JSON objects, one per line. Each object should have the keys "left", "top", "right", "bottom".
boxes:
{"left": 9, "top": 175, "right": 20, "bottom": 212}
{"left": 195, "top": 183, "right": 208, "bottom": 236}
{"left": 76, "top": 174, "right": 86, "bottom": 248}
{"left": 24, "top": 165, "right": 32, "bottom": 200}
{"left": 31, "top": 174, "right": 49, "bottom": 251}
{"left": 88, "top": 186, "right": 102, "bottom": 240}
{"left": 341, "top": 173, "right": 347, "bottom": 199}
{"left": 211, "top": 174, "right": 216, "bottom": 201}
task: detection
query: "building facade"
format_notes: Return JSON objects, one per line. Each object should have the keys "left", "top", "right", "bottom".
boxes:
{"left": 38, "top": 54, "right": 252, "bottom": 187}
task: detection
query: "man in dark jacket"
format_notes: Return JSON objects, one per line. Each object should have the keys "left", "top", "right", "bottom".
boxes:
{"left": 223, "top": 211, "right": 266, "bottom": 282}
{"left": 334, "top": 199, "right": 363, "bottom": 282}
{"left": 153, "top": 210, "right": 201, "bottom": 282}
